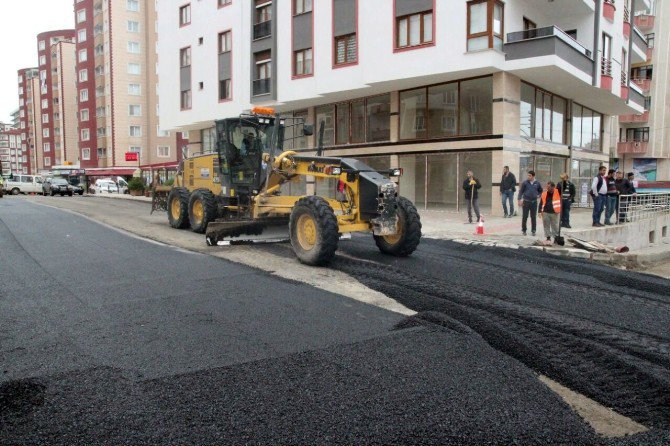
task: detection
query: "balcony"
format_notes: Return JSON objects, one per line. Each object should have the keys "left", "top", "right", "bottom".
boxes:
{"left": 617, "top": 141, "right": 648, "bottom": 154}
{"left": 634, "top": 14, "right": 655, "bottom": 31}
{"left": 623, "top": 5, "right": 631, "bottom": 38}
{"left": 619, "top": 110, "right": 649, "bottom": 123}
{"left": 631, "top": 27, "right": 649, "bottom": 63}
{"left": 632, "top": 78, "right": 651, "bottom": 93}
{"left": 628, "top": 83, "right": 646, "bottom": 111}
{"left": 253, "top": 20, "right": 271, "bottom": 40}
{"left": 252, "top": 78, "right": 271, "bottom": 96}
{"left": 603, "top": 0, "right": 616, "bottom": 21}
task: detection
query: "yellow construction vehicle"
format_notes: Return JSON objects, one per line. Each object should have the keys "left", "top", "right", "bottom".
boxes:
{"left": 167, "top": 107, "right": 421, "bottom": 265}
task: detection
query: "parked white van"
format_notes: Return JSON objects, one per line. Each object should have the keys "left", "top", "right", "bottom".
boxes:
{"left": 2, "top": 175, "right": 44, "bottom": 195}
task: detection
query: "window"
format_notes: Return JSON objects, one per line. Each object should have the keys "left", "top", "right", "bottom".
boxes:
{"left": 127, "top": 63, "right": 141, "bottom": 75}
{"left": 467, "top": 0, "right": 504, "bottom": 51}
{"left": 179, "top": 4, "right": 191, "bottom": 26}
{"left": 39, "top": 40, "right": 46, "bottom": 50}
{"left": 78, "top": 49, "right": 87, "bottom": 62}
{"left": 81, "top": 109, "right": 89, "bottom": 121}
{"left": 520, "top": 82, "right": 566, "bottom": 144}
{"left": 157, "top": 126, "right": 170, "bottom": 137}
{"left": 76, "top": 9, "right": 86, "bottom": 23}
{"left": 396, "top": 11, "right": 433, "bottom": 49}
{"left": 39, "top": 55, "right": 46, "bottom": 66}
{"left": 219, "top": 79, "right": 231, "bottom": 101}
{"left": 256, "top": 1, "right": 271, "bottom": 23}
{"left": 294, "top": 0, "right": 312, "bottom": 14}
{"left": 42, "top": 114, "right": 49, "bottom": 124}
{"left": 180, "top": 47, "right": 191, "bottom": 67}
{"left": 317, "top": 95, "right": 390, "bottom": 146}
{"left": 181, "top": 90, "right": 192, "bottom": 109}
{"left": 79, "top": 69, "right": 88, "bottom": 82}
{"left": 571, "top": 103, "right": 602, "bottom": 151}
{"left": 219, "top": 31, "right": 232, "bottom": 53}
{"left": 43, "top": 143, "right": 51, "bottom": 152}
{"left": 42, "top": 99, "right": 49, "bottom": 109}
{"left": 78, "top": 29, "right": 87, "bottom": 43}
{"left": 127, "top": 0, "right": 139, "bottom": 12}
{"left": 127, "top": 20, "right": 140, "bottom": 32}
{"left": 44, "top": 157, "right": 51, "bottom": 167}
{"left": 82, "top": 148, "right": 91, "bottom": 160}
{"left": 80, "top": 89, "right": 88, "bottom": 102}
{"left": 128, "top": 84, "right": 141, "bottom": 95}
{"left": 127, "top": 41, "right": 140, "bottom": 53}
{"left": 219, "top": 0, "right": 232, "bottom": 6}
{"left": 335, "top": 34, "right": 357, "bottom": 65}
{"left": 400, "top": 77, "right": 493, "bottom": 140}
{"left": 81, "top": 129, "right": 90, "bottom": 141}
{"left": 157, "top": 146, "right": 170, "bottom": 158}
{"left": 129, "top": 104, "right": 141, "bottom": 116}
{"left": 621, "top": 127, "right": 649, "bottom": 142}
{"left": 294, "top": 48, "right": 312, "bottom": 76}
{"left": 129, "top": 126, "right": 142, "bottom": 137}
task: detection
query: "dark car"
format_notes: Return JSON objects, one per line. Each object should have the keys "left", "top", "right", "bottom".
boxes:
{"left": 43, "top": 178, "right": 73, "bottom": 196}
{"left": 68, "top": 179, "right": 84, "bottom": 195}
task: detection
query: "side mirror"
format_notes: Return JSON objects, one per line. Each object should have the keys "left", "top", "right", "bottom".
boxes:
{"left": 302, "top": 124, "right": 314, "bottom": 136}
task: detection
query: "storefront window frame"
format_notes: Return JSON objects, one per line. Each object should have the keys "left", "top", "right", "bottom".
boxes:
{"left": 318, "top": 93, "right": 391, "bottom": 147}
{"left": 571, "top": 101, "right": 603, "bottom": 152}
{"left": 520, "top": 81, "right": 567, "bottom": 145}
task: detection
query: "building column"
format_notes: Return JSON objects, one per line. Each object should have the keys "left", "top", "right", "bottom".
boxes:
{"left": 390, "top": 91, "right": 399, "bottom": 143}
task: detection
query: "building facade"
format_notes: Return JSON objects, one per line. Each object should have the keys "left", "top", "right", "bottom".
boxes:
{"left": 17, "top": 68, "right": 43, "bottom": 175}
{"left": 0, "top": 129, "right": 22, "bottom": 175}
{"left": 73, "top": 0, "right": 187, "bottom": 179}
{"left": 51, "top": 40, "right": 79, "bottom": 165}
{"left": 158, "top": 0, "right": 647, "bottom": 213}
{"left": 616, "top": 0, "right": 669, "bottom": 181}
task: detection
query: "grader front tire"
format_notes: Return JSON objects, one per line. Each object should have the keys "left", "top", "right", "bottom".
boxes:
{"left": 374, "top": 196, "right": 422, "bottom": 257}
{"left": 289, "top": 196, "right": 340, "bottom": 266}
{"left": 189, "top": 189, "right": 218, "bottom": 234}
{"left": 167, "top": 187, "right": 190, "bottom": 229}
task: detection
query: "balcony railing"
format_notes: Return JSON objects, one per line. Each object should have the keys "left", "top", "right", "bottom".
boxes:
{"left": 632, "top": 78, "right": 651, "bottom": 92}
{"left": 619, "top": 111, "right": 649, "bottom": 123}
{"left": 617, "top": 141, "right": 648, "bottom": 154}
{"left": 252, "top": 78, "right": 271, "bottom": 96}
{"left": 506, "top": 26, "right": 592, "bottom": 57}
{"left": 253, "top": 20, "right": 272, "bottom": 40}
{"left": 621, "top": 70, "right": 628, "bottom": 85}
{"left": 634, "top": 14, "right": 655, "bottom": 30}
{"left": 624, "top": 4, "right": 630, "bottom": 23}
{"left": 601, "top": 57, "right": 612, "bottom": 76}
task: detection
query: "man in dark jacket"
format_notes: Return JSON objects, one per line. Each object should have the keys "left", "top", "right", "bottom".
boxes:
{"left": 604, "top": 169, "right": 618, "bottom": 225}
{"left": 616, "top": 172, "right": 637, "bottom": 223}
{"left": 557, "top": 173, "right": 576, "bottom": 228}
{"left": 500, "top": 166, "right": 517, "bottom": 218}
{"left": 463, "top": 170, "right": 481, "bottom": 224}
{"left": 517, "top": 170, "right": 543, "bottom": 236}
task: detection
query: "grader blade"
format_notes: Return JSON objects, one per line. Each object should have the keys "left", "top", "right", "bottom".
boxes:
{"left": 205, "top": 218, "right": 290, "bottom": 246}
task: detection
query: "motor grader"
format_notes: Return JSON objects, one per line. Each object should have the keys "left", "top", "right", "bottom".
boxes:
{"left": 167, "top": 107, "right": 421, "bottom": 265}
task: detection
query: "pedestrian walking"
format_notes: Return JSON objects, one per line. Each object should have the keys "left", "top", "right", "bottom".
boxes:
{"left": 517, "top": 170, "right": 543, "bottom": 236}
{"left": 539, "top": 181, "right": 562, "bottom": 244}
{"left": 557, "top": 173, "right": 575, "bottom": 228}
{"left": 604, "top": 169, "right": 618, "bottom": 225}
{"left": 590, "top": 166, "right": 607, "bottom": 227}
{"left": 500, "top": 166, "right": 517, "bottom": 218}
{"left": 463, "top": 170, "right": 481, "bottom": 224}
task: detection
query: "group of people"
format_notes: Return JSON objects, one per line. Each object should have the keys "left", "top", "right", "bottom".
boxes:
{"left": 590, "top": 166, "right": 637, "bottom": 226}
{"left": 463, "top": 165, "right": 637, "bottom": 245}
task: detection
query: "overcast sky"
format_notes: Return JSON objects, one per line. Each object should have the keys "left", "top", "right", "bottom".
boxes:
{"left": 0, "top": 0, "right": 74, "bottom": 123}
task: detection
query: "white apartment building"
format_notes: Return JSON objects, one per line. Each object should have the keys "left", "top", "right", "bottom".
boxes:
{"left": 157, "top": 0, "right": 648, "bottom": 213}
{"left": 0, "top": 129, "right": 21, "bottom": 175}
{"left": 617, "top": 0, "right": 669, "bottom": 181}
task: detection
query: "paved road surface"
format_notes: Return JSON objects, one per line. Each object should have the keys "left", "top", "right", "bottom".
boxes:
{"left": 1, "top": 197, "right": 669, "bottom": 445}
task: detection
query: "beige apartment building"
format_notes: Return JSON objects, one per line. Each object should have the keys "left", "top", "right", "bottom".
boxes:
{"left": 75, "top": 0, "right": 187, "bottom": 179}
{"left": 51, "top": 40, "right": 79, "bottom": 165}
{"left": 618, "top": 0, "right": 670, "bottom": 181}
{"left": 17, "top": 68, "right": 44, "bottom": 175}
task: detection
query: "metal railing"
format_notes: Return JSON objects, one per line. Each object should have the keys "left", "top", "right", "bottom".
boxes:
{"left": 506, "top": 26, "right": 592, "bottom": 57}
{"left": 252, "top": 78, "right": 271, "bottom": 96}
{"left": 253, "top": 20, "right": 271, "bottom": 40}
{"left": 617, "top": 193, "right": 670, "bottom": 223}
{"left": 621, "top": 69, "right": 628, "bottom": 85}
{"left": 601, "top": 57, "right": 613, "bottom": 76}
{"left": 624, "top": 4, "right": 630, "bottom": 23}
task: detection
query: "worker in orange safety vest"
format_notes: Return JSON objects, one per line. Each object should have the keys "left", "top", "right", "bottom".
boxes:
{"left": 538, "top": 181, "right": 562, "bottom": 243}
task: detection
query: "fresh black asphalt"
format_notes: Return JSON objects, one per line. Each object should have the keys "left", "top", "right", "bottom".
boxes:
{"left": 1, "top": 198, "right": 669, "bottom": 445}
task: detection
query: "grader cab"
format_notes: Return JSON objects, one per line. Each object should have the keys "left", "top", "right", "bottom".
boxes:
{"left": 167, "top": 108, "right": 421, "bottom": 265}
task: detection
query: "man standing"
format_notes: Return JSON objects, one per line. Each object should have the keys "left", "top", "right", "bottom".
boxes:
{"left": 617, "top": 172, "right": 637, "bottom": 223}
{"left": 463, "top": 170, "right": 481, "bottom": 224}
{"left": 500, "top": 166, "right": 517, "bottom": 218}
{"left": 557, "top": 173, "right": 575, "bottom": 228}
{"left": 517, "top": 170, "right": 543, "bottom": 236}
{"left": 604, "top": 169, "right": 618, "bottom": 225}
{"left": 539, "top": 181, "right": 561, "bottom": 243}
{"left": 591, "top": 166, "right": 607, "bottom": 227}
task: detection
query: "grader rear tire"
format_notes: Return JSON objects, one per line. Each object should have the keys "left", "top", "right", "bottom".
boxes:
{"left": 289, "top": 196, "right": 339, "bottom": 266}
{"left": 189, "top": 189, "right": 218, "bottom": 234}
{"left": 167, "top": 187, "right": 190, "bottom": 229}
{"left": 374, "top": 196, "right": 422, "bottom": 257}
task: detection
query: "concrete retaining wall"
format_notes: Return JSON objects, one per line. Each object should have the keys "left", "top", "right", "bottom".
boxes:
{"left": 564, "top": 214, "right": 670, "bottom": 250}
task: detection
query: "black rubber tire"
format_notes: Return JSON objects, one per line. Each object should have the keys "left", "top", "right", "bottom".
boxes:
{"left": 289, "top": 196, "right": 340, "bottom": 266}
{"left": 167, "top": 187, "right": 191, "bottom": 229}
{"left": 78, "top": 191, "right": 83, "bottom": 196}
{"left": 60, "top": 193, "right": 65, "bottom": 197}
{"left": 11, "top": 188, "right": 20, "bottom": 195}
{"left": 374, "top": 196, "right": 422, "bottom": 257}
{"left": 50, "top": 191, "right": 55, "bottom": 197}
{"left": 188, "top": 189, "right": 218, "bottom": 234}
{"left": 68, "top": 192, "right": 73, "bottom": 197}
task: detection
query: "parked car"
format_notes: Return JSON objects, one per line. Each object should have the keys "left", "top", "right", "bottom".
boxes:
{"left": 43, "top": 177, "right": 74, "bottom": 196}
{"left": 66, "top": 177, "right": 85, "bottom": 195}
{"left": 90, "top": 179, "right": 119, "bottom": 194}
{"left": 2, "top": 174, "right": 44, "bottom": 195}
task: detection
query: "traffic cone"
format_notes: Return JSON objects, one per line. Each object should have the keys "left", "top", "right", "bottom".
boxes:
{"left": 475, "top": 215, "right": 485, "bottom": 235}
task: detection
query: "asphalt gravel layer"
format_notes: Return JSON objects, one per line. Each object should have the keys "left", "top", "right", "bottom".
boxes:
{"left": 1, "top": 198, "right": 669, "bottom": 445}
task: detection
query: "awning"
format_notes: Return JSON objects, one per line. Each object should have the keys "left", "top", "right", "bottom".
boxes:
{"left": 140, "top": 162, "right": 179, "bottom": 169}
{"left": 85, "top": 169, "right": 137, "bottom": 177}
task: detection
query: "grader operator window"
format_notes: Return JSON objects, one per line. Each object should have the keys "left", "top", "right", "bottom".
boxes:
{"left": 226, "top": 121, "right": 274, "bottom": 189}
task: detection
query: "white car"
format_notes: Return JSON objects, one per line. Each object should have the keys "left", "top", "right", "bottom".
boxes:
{"left": 91, "top": 179, "right": 120, "bottom": 194}
{"left": 3, "top": 175, "right": 44, "bottom": 195}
